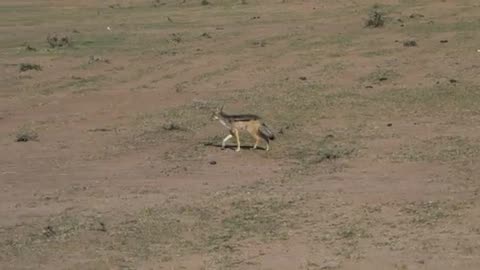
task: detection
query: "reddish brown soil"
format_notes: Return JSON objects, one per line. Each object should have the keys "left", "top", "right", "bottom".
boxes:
{"left": 1, "top": 0, "right": 480, "bottom": 269}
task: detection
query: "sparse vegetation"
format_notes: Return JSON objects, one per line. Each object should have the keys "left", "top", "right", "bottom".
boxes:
{"left": 403, "top": 40, "right": 417, "bottom": 47}
{"left": 46, "top": 33, "right": 72, "bottom": 48}
{"left": 169, "top": 33, "right": 182, "bottom": 43}
{"left": 19, "top": 63, "right": 42, "bottom": 72}
{"left": 162, "top": 122, "right": 184, "bottom": 131}
{"left": 365, "top": 7, "right": 385, "bottom": 28}
{"left": 23, "top": 43, "right": 37, "bottom": 51}
{"left": 152, "top": 0, "right": 164, "bottom": 7}
{"left": 2, "top": 0, "right": 480, "bottom": 269}
{"left": 15, "top": 125, "right": 38, "bottom": 142}
{"left": 88, "top": 55, "right": 110, "bottom": 64}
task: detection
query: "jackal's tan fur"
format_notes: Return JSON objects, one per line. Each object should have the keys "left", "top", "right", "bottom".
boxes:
{"left": 211, "top": 106, "right": 275, "bottom": 152}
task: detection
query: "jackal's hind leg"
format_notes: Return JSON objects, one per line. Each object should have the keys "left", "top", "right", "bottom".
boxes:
{"left": 253, "top": 134, "right": 260, "bottom": 150}
{"left": 234, "top": 130, "right": 241, "bottom": 152}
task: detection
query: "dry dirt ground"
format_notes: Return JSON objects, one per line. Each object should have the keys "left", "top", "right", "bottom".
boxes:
{"left": 1, "top": 0, "right": 480, "bottom": 269}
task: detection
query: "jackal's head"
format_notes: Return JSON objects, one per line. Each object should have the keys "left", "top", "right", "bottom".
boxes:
{"left": 211, "top": 105, "right": 224, "bottom": 121}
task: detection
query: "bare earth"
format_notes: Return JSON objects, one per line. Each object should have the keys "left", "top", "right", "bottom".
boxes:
{"left": 1, "top": 0, "right": 480, "bottom": 269}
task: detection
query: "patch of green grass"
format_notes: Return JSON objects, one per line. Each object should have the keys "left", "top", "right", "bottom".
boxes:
{"left": 72, "top": 34, "right": 126, "bottom": 52}
{"left": 400, "top": 201, "right": 452, "bottom": 226}
{"left": 337, "top": 224, "right": 369, "bottom": 240}
{"left": 1, "top": 211, "right": 106, "bottom": 259}
{"left": 372, "top": 83, "right": 480, "bottom": 116}
{"left": 110, "top": 191, "right": 296, "bottom": 263}
{"left": 220, "top": 197, "right": 292, "bottom": 241}
{"left": 306, "top": 34, "right": 354, "bottom": 49}
{"left": 403, "top": 20, "right": 480, "bottom": 35}
{"left": 290, "top": 136, "right": 356, "bottom": 166}
{"left": 131, "top": 103, "right": 212, "bottom": 145}
{"left": 44, "top": 75, "right": 107, "bottom": 95}
{"left": 0, "top": 181, "right": 299, "bottom": 268}
{"left": 392, "top": 136, "right": 480, "bottom": 163}
{"left": 359, "top": 69, "right": 400, "bottom": 84}
{"left": 361, "top": 48, "right": 397, "bottom": 57}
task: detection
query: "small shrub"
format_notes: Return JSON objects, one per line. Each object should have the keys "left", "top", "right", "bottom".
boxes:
{"left": 201, "top": 0, "right": 210, "bottom": 5}
{"left": 169, "top": 33, "right": 182, "bottom": 43}
{"left": 162, "top": 122, "right": 184, "bottom": 131}
{"left": 403, "top": 40, "right": 417, "bottom": 47}
{"left": 365, "top": 8, "right": 385, "bottom": 28}
{"left": 23, "top": 43, "right": 37, "bottom": 51}
{"left": 47, "top": 33, "right": 72, "bottom": 48}
{"left": 201, "top": 32, "right": 212, "bottom": 39}
{"left": 88, "top": 55, "right": 110, "bottom": 64}
{"left": 16, "top": 126, "right": 38, "bottom": 142}
{"left": 313, "top": 145, "right": 354, "bottom": 163}
{"left": 19, "top": 63, "right": 42, "bottom": 72}
{"left": 152, "top": 0, "right": 165, "bottom": 7}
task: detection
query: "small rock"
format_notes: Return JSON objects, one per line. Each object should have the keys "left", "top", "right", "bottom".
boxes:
{"left": 365, "top": 85, "right": 373, "bottom": 88}
{"left": 387, "top": 123, "right": 392, "bottom": 127}
{"left": 416, "top": 259, "right": 425, "bottom": 264}
{"left": 299, "top": 76, "right": 307, "bottom": 81}
{"left": 379, "top": 77, "right": 388, "bottom": 81}
{"left": 449, "top": 79, "right": 457, "bottom": 83}
{"left": 440, "top": 40, "right": 448, "bottom": 43}
{"left": 209, "top": 160, "right": 217, "bottom": 165}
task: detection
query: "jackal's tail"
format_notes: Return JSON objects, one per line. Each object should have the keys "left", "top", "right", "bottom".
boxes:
{"left": 259, "top": 123, "right": 275, "bottom": 141}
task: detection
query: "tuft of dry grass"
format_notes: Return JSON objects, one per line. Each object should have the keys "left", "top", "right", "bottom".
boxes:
{"left": 15, "top": 125, "right": 38, "bottom": 142}
{"left": 46, "top": 33, "right": 72, "bottom": 48}
{"left": 365, "top": 7, "right": 385, "bottom": 28}
{"left": 19, "top": 63, "right": 42, "bottom": 72}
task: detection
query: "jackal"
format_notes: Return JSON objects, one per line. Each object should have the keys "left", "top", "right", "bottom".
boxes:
{"left": 211, "top": 105, "right": 275, "bottom": 152}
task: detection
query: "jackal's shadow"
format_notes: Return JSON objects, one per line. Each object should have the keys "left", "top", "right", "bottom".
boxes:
{"left": 203, "top": 142, "right": 267, "bottom": 151}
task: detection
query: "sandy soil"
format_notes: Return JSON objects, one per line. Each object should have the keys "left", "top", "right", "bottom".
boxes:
{"left": 1, "top": 0, "right": 480, "bottom": 269}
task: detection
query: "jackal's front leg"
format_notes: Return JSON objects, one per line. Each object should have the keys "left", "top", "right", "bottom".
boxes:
{"left": 221, "top": 134, "right": 233, "bottom": 150}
